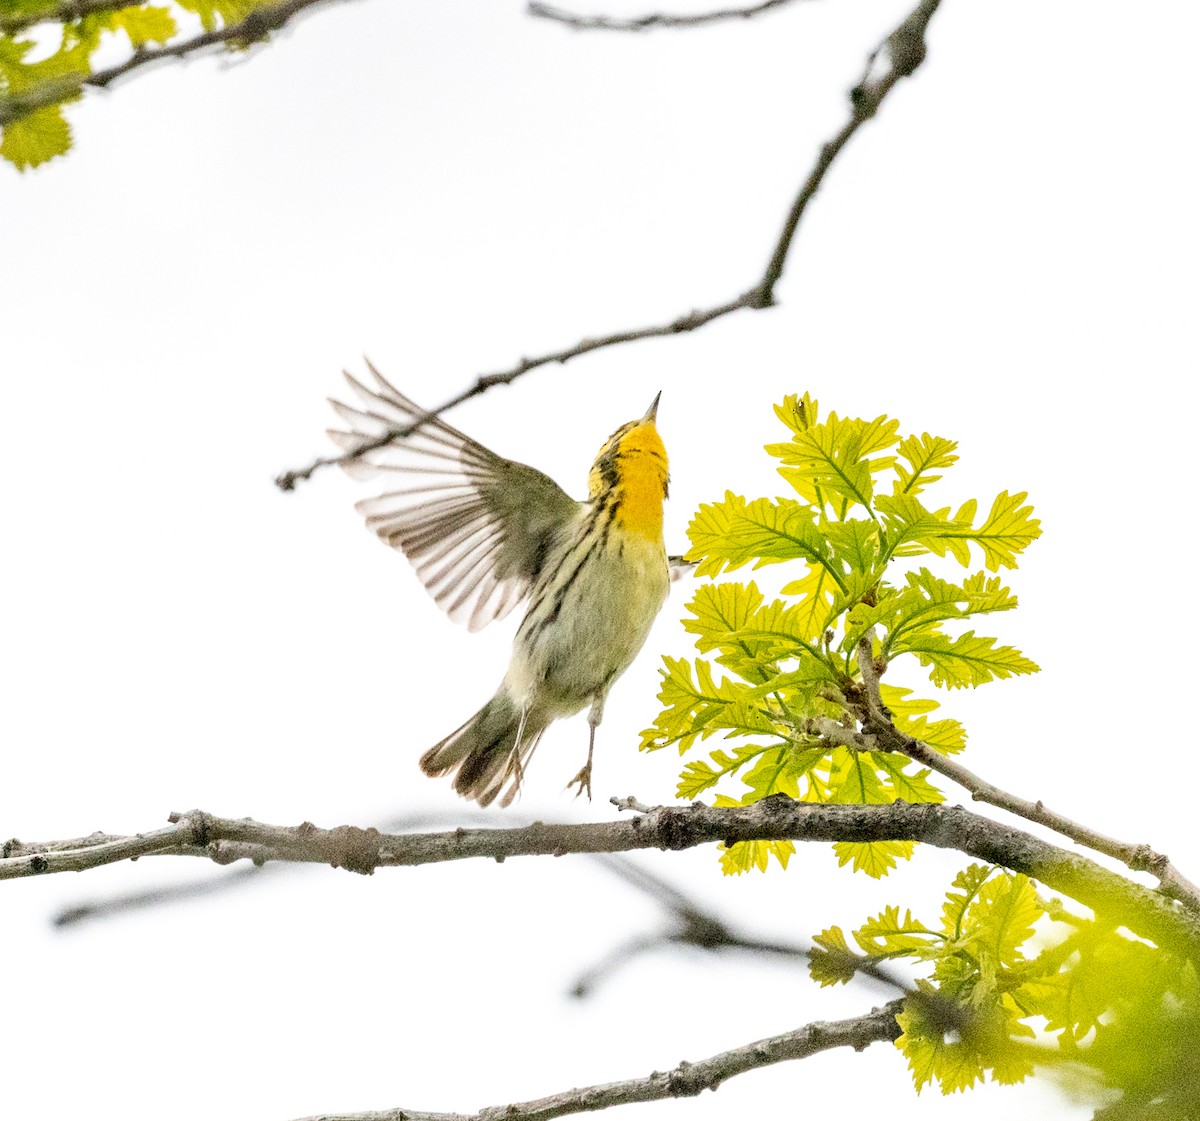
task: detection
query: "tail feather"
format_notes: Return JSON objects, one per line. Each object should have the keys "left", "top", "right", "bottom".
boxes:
{"left": 420, "top": 691, "right": 546, "bottom": 807}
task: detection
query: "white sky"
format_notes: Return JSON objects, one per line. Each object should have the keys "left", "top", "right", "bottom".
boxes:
{"left": 3, "top": 0, "right": 1198, "bottom": 1118}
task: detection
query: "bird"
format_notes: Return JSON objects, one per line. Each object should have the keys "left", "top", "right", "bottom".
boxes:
{"left": 327, "top": 362, "right": 672, "bottom": 807}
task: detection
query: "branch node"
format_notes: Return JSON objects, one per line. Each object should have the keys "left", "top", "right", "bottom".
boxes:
{"left": 171, "top": 809, "right": 212, "bottom": 848}
{"left": 325, "top": 825, "right": 383, "bottom": 876}
{"left": 666, "top": 1060, "right": 704, "bottom": 1097}
{"left": 741, "top": 283, "right": 774, "bottom": 310}
{"left": 610, "top": 795, "right": 652, "bottom": 813}
{"left": 1128, "top": 844, "right": 1168, "bottom": 876}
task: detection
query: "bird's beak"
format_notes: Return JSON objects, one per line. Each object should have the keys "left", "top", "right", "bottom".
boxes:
{"left": 642, "top": 391, "right": 662, "bottom": 424}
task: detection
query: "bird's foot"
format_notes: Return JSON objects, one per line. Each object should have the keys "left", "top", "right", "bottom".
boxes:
{"left": 566, "top": 763, "right": 593, "bottom": 802}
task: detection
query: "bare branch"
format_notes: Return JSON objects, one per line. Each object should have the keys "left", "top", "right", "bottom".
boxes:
{"left": 2, "top": 821, "right": 202, "bottom": 872}
{"left": 0, "top": 0, "right": 339, "bottom": 129}
{"left": 849, "top": 636, "right": 1200, "bottom": 913}
{"left": 6, "top": 801, "right": 1200, "bottom": 959}
{"left": 889, "top": 727, "right": 1200, "bottom": 913}
{"left": 293, "top": 1001, "right": 905, "bottom": 1121}
{"left": 527, "top": 0, "right": 805, "bottom": 32}
{"left": 275, "top": 0, "right": 944, "bottom": 490}
{"left": 0, "top": 0, "right": 146, "bottom": 36}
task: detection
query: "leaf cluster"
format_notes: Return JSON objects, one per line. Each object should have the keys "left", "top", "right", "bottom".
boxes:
{"left": 813, "top": 865, "right": 1200, "bottom": 1113}
{"left": 1, "top": 0, "right": 266, "bottom": 170}
{"left": 642, "top": 393, "right": 1039, "bottom": 874}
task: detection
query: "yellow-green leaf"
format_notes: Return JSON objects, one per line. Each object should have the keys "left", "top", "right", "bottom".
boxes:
{"left": 894, "top": 432, "right": 959, "bottom": 496}
{"left": 718, "top": 837, "right": 794, "bottom": 875}
{"left": 769, "top": 411, "right": 900, "bottom": 512}
{"left": 115, "top": 5, "right": 177, "bottom": 45}
{"left": 809, "top": 926, "right": 862, "bottom": 986}
{"left": 0, "top": 103, "right": 71, "bottom": 170}
{"left": 853, "top": 905, "right": 940, "bottom": 956}
{"left": 833, "top": 839, "right": 915, "bottom": 878}
{"left": 894, "top": 628, "right": 1040, "bottom": 689}
{"left": 966, "top": 872, "right": 1042, "bottom": 968}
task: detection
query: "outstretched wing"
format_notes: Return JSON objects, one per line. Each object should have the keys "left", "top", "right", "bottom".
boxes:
{"left": 328, "top": 363, "right": 581, "bottom": 632}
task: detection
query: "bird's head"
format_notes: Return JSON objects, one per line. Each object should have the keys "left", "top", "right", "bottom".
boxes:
{"left": 588, "top": 392, "right": 669, "bottom": 507}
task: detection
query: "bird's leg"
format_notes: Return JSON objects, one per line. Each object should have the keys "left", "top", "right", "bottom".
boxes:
{"left": 567, "top": 695, "right": 606, "bottom": 801}
{"left": 508, "top": 706, "right": 531, "bottom": 796}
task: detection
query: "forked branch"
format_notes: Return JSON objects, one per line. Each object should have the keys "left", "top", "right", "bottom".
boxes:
{"left": 849, "top": 635, "right": 1200, "bottom": 913}
{"left": 274, "top": 0, "right": 944, "bottom": 490}
{"left": 0, "top": 0, "right": 338, "bottom": 129}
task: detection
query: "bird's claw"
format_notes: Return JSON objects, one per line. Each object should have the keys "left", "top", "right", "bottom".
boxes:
{"left": 566, "top": 764, "right": 593, "bottom": 802}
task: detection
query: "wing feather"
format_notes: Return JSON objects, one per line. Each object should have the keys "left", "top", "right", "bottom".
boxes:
{"left": 329, "top": 363, "right": 581, "bottom": 631}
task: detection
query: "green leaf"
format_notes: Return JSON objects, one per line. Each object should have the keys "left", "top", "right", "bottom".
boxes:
{"left": 899, "top": 491, "right": 1042, "bottom": 572}
{"left": 684, "top": 581, "right": 763, "bottom": 647}
{"left": 809, "top": 926, "right": 862, "bottom": 986}
{"left": 778, "top": 564, "right": 839, "bottom": 640}
{"left": 734, "top": 747, "right": 797, "bottom": 799}
{"left": 0, "top": 103, "right": 71, "bottom": 170}
{"left": 874, "top": 752, "right": 944, "bottom": 803}
{"left": 853, "top": 905, "right": 941, "bottom": 956}
{"left": 876, "top": 492, "right": 966, "bottom": 559}
{"left": 966, "top": 873, "right": 1042, "bottom": 968}
{"left": 683, "top": 581, "right": 777, "bottom": 680}
{"left": 878, "top": 568, "right": 1019, "bottom": 655}
{"left": 833, "top": 839, "right": 915, "bottom": 878}
{"left": 829, "top": 747, "right": 890, "bottom": 805}
{"left": 174, "top": 0, "right": 259, "bottom": 32}
{"left": 878, "top": 684, "right": 938, "bottom": 719}
{"left": 964, "top": 491, "right": 1042, "bottom": 571}
{"left": 640, "top": 657, "right": 767, "bottom": 753}
{"left": 768, "top": 411, "right": 900, "bottom": 512}
{"left": 822, "top": 517, "right": 881, "bottom": 575}
{"left": 877, "top": 687, "right": 967, "bottom": 754}
{"left": 941, "top": 864, "right": 996, "bottom": 939}
{"left": 771, "top": 391, "right": 819, "bottom": 438}
{"left": 897, "top": 994, "right": 1027, "bottom": 1095}
{"left": 686, "top": 583, "right": 840, "bottom": 683}
{"left": 893, "top": 628, "right": 1040, "bottom": 689}
{"left": 115, "top": 5, "right": 177, "bottom": 45}
{"left": 902, "top": 713, "right": 967, "bottom": 754}
{"left": 676, "top": 743, "right": 770, "bottom": 799}
{"left": 959, "top": 570, "right": 1020, "bottom": 613}
{"left": 894, "top": 432, "right": 959, "bottom": 496}
{"left": 718, "top": 836, "right": 795, "bottom": 875}
{"left": 730, "top": 602, "right": 838, "bottom": 671}
{"left": 686, "top": 493, "right": 846, "bottom": 589}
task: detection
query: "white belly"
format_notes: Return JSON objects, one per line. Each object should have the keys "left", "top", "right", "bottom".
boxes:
{"left": 505, "top": 527, "right": 668, "bottom": 717}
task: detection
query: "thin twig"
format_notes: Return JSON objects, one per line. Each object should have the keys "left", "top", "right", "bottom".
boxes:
{"left": 6, "top": 802, "right": 1200, "bottom": 959}
{"left": 576, "top": 853, "right": 915, "bottom": 1004}
{"left": 293, "top": 1001, "right": 905, "bottom": 1121}
{"left": 274, "top": 0, "right": 944, "bottom": 490}
{"left": 849, "top": 635, "right": 1200, "bottom": 913}
{"left": 0, "top": 0, "right": 338, "bottom": 128}
{"left": 527, "top": 0, "right": 805, "bottom": 32}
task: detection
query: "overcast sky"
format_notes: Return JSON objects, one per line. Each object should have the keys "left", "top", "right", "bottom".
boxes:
{"left": 4, "top": 1, "right": 1198, "bottom": 1119}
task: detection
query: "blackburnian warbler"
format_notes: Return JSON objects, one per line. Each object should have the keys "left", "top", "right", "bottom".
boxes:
{"left": 328, "top": 364, "right": 672, "bottom": 807}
